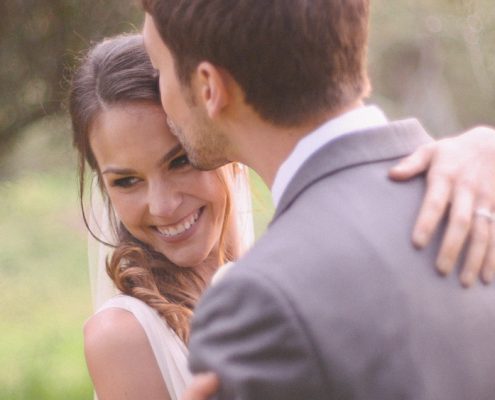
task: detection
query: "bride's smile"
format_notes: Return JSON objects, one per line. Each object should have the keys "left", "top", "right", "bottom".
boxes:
{"left": 153, "top": 207, "right": 203, "bottom": 239}
{"left": 89, "top": 102, "right": 228, "bottom": 270}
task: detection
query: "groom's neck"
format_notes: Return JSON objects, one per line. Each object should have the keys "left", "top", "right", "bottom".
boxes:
{"left": 233, "top": 100, "right": 363, "bottom": 188}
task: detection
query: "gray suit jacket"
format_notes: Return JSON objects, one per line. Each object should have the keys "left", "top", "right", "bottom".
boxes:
{"left": 189, "top": 120, "right": 495, "bottom": 400}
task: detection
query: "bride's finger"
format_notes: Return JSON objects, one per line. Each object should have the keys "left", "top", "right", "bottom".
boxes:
{"left": 411, "top": 173, "right": 451, "bottom": 248}
{"left": 435, "top": 186, "right": 474, "bottom": 277}
{"left": 182, "top": 373, "right": 220, "bottom": 400}
{"left": 482, "top": 221, "right": 495, "bottom": 284}
{"left": 459, "top": 205, "right": 492, "bottom": 287}
{"left": 389, "top": 142, "right": 436, "bottom": 180}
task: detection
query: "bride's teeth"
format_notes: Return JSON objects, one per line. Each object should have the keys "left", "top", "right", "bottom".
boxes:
{"left": 156, "top": 209, "right": 201, "bottom": 238}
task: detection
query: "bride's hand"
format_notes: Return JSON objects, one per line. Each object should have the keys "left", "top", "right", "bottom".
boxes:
{"left": 182, "top": 373, "right": 219, "bottom": 400}
{"left": 389, "top": 126, "right": 495, "bottom": 287}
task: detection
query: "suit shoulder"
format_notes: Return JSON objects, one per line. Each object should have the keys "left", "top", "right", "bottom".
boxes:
{"left": 190, "top": 268, "right": 325, "bottom": 399}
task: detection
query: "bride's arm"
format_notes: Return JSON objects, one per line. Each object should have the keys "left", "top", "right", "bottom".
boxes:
{"left": 389, "top": 126, "right": 495, "bottom": 287}
{"left": 84, "top": 308, "right": 172, "bottom": 400}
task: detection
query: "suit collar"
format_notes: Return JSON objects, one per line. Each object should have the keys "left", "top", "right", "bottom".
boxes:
{"left": 271, "top": 119, "right": 432, "bottom": 222}
{"left": 271, "top": 105, "right": 388, "bottom": 207}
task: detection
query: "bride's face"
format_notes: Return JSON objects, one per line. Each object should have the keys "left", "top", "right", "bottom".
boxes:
{"left": 89, "top": 102, "right": 227, "bottom": 269}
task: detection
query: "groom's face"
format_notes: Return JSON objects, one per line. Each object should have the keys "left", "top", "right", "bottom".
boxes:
{"left": 143, "top": 14, "right": 230, "bottom": 171}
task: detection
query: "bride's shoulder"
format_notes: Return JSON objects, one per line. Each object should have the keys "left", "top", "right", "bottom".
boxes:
{"left": 84, "top": 295, "right": 156, "bottom": 359}
{"left": 84, "top": 303, "right": 147, "bottom": 357}
{"left": 83, "top": 298, "right": 172, "bottom": 399}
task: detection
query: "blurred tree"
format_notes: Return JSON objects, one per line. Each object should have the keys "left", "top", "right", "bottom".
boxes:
{"left": 0, "top": 0, "right": 494, "bottom": 162}
{"left": 370, "top": 0, "right": 495, "bottom": 136}
{"left": 0, "top": 0, "right": 142, "bottom": 161}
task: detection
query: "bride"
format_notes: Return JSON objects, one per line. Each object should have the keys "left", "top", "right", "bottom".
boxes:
{"left": 69, "top": 34, "right": 495, "bottom": 400}
{"left": 70, "top": 34, "right": 254, "bottom": 400}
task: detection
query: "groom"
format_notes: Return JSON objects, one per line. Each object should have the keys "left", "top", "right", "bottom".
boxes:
{"left": 142, "top": 0, "right": 495, "bottom": 398}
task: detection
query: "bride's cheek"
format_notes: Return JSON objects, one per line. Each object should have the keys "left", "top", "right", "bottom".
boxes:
{"left": 108, "top": 193, "right": 135, "bottom": 226}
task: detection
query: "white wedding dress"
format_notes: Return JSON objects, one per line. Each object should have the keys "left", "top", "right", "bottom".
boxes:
{"left": 96, "top": 295, "right": 192, "bottom": 400}
{"left": 87, "top": 164, "right": 254, "bottom": 400}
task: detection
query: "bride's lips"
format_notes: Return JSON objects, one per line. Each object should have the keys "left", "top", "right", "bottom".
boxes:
{"left": 153, "top": 207, "right": 205, "bottom": 244}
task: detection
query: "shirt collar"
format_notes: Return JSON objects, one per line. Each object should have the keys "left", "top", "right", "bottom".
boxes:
{"left": 271, "top": 105, "right": 388, "bottom": 208}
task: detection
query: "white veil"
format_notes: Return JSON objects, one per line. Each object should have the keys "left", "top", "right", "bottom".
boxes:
{"left": 87, "top": 164, "right": 254, "bottom": 399}
{"left": 87, "top": 163, "right": 255, "bottom": 311}
{"left": 226, "top": 162, "right": 256, "bottom": 257}
{"left": 87, "top": 179, "right": 119, "bottom": 311}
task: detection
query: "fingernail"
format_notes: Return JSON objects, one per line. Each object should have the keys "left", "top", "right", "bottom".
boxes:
{"left": 461, "top": 272, "right": 474, "bottom": 288}
{"left": 483, "top": 270, "right": 494, "bottom": 284}
{"left": 436, "top": 257, "right": 452, "bottom": 275}
{"left": 413, "top": 231, "right": 427, "bottom": 248}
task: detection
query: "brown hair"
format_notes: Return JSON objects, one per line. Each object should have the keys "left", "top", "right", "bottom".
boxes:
{"left": 142, "top": 0, "right": 371, "bottom": 126}
{"left": 69, "top": 34, "right": 237, "bottom": 342}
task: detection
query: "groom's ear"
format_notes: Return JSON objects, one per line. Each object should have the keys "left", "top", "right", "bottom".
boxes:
{"left": 195, "top": 62, "right": 233, "bottom": 119}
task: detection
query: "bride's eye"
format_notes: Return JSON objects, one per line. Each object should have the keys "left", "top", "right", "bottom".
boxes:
{"left": 112, "top": 177, "right": 140, "bottom": 188}
{"left": 170, "top": 154, "right": 190, "bottom": 170}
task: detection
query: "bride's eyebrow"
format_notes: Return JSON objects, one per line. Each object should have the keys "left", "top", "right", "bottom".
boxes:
{"left": 101, "top": 144, "right": 184, "bottom": 175}
{"left": 157, "top": 143, "right": 183, "bottom": 167}
{"left": 102, "top": 167, "right": 136, "bottom": 176}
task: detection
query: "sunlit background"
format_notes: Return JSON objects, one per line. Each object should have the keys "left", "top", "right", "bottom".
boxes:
{"left": 1, "top": 1, "right": 494, "bottom": 399}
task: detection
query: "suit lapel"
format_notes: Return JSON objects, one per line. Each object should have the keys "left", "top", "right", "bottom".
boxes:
{"left": 272, "top": 119, "right": 433, "bottom": 223}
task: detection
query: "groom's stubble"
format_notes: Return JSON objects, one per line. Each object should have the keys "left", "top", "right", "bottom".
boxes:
{"left": 168, "top": 99, "right": 231, "bottom": 171}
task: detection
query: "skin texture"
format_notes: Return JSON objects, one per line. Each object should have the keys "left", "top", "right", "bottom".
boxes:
{"left": 143, "top": 15, "right": 231, "bottom": 170}
{"left": 89, "top": 102, "right": 226, "bottom": 271}
{"left": 390, "top": 126, "right": 495, "bottom": 287}
{"left": 181, "top": 373, "right": 219, "bottom": 400}
{"left": 84, "top": 308, "right": 172, "bottom": 400}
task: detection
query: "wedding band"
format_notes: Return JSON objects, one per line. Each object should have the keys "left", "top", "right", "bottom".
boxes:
{"left": 474, "top": 207, "right": 495, "bottom": 222}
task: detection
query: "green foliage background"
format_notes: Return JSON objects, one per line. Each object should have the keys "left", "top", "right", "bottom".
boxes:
{"left": 0, "top": 1, "right": 494, "bottom": 399}
{"left": 0, "top": 118, "right": 91, "bottom": 399}
{"left": 369, "top": 0, "right": 495, "bottom": 133}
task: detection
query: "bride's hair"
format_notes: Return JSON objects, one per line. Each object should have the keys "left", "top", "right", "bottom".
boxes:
{"left": 69, "top": 34, "right": 239, "bottom": 342}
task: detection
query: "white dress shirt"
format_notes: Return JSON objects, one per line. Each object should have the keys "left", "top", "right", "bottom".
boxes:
{"left": 271, "top": 105, "right": 388, "bottom": 208}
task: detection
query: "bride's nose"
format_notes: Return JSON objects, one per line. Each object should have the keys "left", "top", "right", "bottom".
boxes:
{"left": 147, "top": 179, "right": 182, "bottom": 218}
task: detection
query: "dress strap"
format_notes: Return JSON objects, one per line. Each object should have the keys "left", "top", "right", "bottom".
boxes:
{"left": 97, "top": 295, "right": 192, "bottom": 400}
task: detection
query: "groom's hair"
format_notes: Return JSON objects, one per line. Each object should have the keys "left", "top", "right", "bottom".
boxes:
{"left": 142, "top": 0, "right": 370, "bottom": 126}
